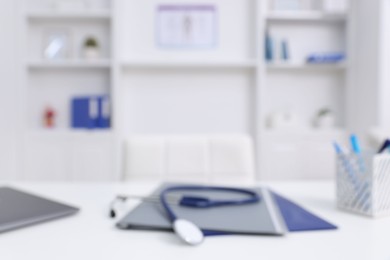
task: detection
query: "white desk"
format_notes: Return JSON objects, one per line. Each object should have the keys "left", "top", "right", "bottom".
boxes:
{"left": 1, "top": 181, "right": 389, "bottom": 260}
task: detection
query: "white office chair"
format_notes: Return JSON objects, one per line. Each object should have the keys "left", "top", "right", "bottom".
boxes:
{"left": 124, "top": 134, "right": 255, "bottom": 185}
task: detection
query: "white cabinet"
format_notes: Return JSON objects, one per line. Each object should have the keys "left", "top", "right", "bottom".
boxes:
{"left": 69, "top": 137, "right": 114, "bottom": 181}
{"left": 23, "top": 133, "right": 115, "bottom": 181}
{"left": 260, "top": 130, "right": 344, "bottom": 180}
{"left": 0, "top": 1, "right": 19, "bottom": 180}
{"left": 23, "top": 135, "right": 68, "bottom": 181}
{"left": 0, "top": 136, "right": 20, "bottom": 180}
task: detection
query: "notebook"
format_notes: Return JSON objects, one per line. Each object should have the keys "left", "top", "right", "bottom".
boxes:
{"left": 116, "top": 183, "right": 337, "bottom": 235}
{"left": 0, "top": 187, "right": 79, "bottom": 233}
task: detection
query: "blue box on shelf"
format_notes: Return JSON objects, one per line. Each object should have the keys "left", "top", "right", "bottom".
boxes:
{"left": 71, "top": 95, "right": 111, "bottom": 129}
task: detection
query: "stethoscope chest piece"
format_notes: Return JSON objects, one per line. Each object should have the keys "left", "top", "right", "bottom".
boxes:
{"left": 173, "top": 219, "right": 204, "bottom": 246}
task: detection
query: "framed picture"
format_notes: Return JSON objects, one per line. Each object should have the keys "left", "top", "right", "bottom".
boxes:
{"left": 43, "top": 29, "right": 71, "bottom": 60}
{"left": 156, "top": 4, "right": 217, "bottom": 49}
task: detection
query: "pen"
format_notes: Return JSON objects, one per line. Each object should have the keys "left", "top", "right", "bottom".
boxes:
{"left": 378, "top": 139, "right": 390, "bottom": 154}
{"left": 350, "top": 134, "right": 366, "bottom": 173}
{"left": 333, "top": 142, "right": 356, "bottom": 181}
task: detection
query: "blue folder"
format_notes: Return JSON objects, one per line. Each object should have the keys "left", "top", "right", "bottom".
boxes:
{"left": 71, "top": 95, "right": 111, "bottom": 129}
{"left": 271, "top": 192, "right": 337, "bottom": 232}
{"left": 201, "top": 192, "right": 338, "bottom": 234}
{"left": 97, "top": 96, "right": 110, "bottom": 128}
{"left": 203, "top": 193, "right": 338, "bottom": 233}
{"left": 71, "top": 97, "right": 98, "bottom": 129}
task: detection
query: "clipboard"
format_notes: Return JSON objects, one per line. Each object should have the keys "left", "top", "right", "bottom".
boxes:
{"left": 116, "top": 184, "right": 337, "bottom": 235}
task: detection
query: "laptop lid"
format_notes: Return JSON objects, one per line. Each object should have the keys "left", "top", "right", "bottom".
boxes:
{"left": 0, "top": 187, "right": 79, "bottom": 233}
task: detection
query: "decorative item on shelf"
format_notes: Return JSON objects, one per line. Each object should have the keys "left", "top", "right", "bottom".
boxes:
{"left": 313, "top": 108, "right": 335, "bottom": 129}
{"left": 267, "top": 111, "right": 306, "bottom": 130}
{"left": 43, "top": 29, "right": 71, "bottom": 60}
{"left": 43, "top": 106, "right": 56, "bottom": 128}
{"left": 281, "top": 39, "right": 290, "bottom": 62}
{"left": 306, "top": 52, "right": 346, "bottom": 64}
{"left": 265, "top": 30, "right": 274, "bottom": 62}
{"left": 322, "top": 0, "right": 349, "bottom": 14}
{"left": 83, "top": 36, "right": 100, "bottom": 60}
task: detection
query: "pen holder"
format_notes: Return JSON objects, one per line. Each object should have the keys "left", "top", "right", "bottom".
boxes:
{"left": 336, "top": 152, "right": 390, "bottom": 217}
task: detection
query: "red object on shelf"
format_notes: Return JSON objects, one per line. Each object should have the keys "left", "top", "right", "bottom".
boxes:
{"left": 44, "top": 107, "right": 56, "bottom": 128}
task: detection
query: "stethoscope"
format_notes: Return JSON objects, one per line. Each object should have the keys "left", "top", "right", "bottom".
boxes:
{"left": 110, "top": 185, "right": 261, "bottom": 246}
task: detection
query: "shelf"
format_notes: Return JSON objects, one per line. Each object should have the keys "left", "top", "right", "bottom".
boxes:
{"left": 266, "top": 62, "right": 347, "bottom": 71}
{"left": 27, "top": 60, "right": 112, "bottom": 69}
{"left": 27, "top": 129, "right": 114, "bottom": 139}
{"left": 267, "top": 11, "right": 346, "bottom": 22}
{"left": 263, "top": 128, "right": 346, "bottom": 138}
{"left": 121, "top": 60, "right": 258, "bottom": 69}
{"left": 26, "top": 10, "right": 111, "bottom": 20}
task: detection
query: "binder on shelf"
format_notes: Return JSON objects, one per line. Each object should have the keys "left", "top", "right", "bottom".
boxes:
{"left": 98, "top": 96, "right": 110, "bottom": 128}
{"left": 71, "top": 95, "right": 111, "bottom": 129}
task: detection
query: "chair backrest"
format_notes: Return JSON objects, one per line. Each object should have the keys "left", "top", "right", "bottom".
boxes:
{"left": 124, "top": 134, "right": 255, "bottom": 185}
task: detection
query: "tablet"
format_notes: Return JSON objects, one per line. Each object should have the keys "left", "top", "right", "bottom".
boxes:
{"left": 0, "top": 187, "right": 79, "bottom": 233}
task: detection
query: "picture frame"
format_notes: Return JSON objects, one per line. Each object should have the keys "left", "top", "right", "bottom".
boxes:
{"left": 156, "top": 4, "right": 217, "bottom": 49}
{"left": 43, "top": 29, "right": 72, "bottom": 60}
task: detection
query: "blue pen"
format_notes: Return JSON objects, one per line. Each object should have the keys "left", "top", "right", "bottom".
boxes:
{"left": 378, "top": 139, "right": 390, "bottom": 153}
{"left": 333, "top": 142, "right": 356, "bottom": 182}
{"left": 350, "top": 134, "right": 366, "bottom": 173}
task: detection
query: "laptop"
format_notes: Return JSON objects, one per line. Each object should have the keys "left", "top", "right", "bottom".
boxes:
{"left": 0, "top": 187, "right": 79, "bottom": 233}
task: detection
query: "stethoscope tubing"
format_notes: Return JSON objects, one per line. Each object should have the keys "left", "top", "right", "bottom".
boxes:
{"left": 160, "top": 185, "right": 261, "bottom": 229}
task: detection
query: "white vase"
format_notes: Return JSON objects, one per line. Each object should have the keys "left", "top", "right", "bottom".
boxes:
{"left": 84, "top": 47, "right": 100, "bottom": 60}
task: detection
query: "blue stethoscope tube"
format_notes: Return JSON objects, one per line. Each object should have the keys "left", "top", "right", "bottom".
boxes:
{"left": 159, "top": 185, "right": 261, "bottom": 245}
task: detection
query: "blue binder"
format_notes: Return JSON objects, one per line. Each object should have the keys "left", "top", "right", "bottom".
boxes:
{"left": 71, "top": 95, "right": 111, "bottom": 129}
{"left": 71, "top": 96, "right": 99, "bottom": 129}
{"left": 97, "top": 96, "right": 110, "bottom": 128}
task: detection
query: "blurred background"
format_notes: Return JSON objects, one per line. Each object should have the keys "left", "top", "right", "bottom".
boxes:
{"left": 0, "top": 0, "right": 387, "bottom": 183}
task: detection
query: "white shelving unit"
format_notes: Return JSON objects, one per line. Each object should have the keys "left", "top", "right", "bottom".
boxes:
{"left": 266, "top": 11, "right": 346, "bottom": 22}
{"left": 26, "top": 10, "right": 111, "bottom": 20}
{"left": 266, "top": 62, "right": 347, "bottom": 70}
{"left": 13, "top": 0, "right": 354, "bottom": 181}
{"left": 27, "top": 59, "right": 112, "bottom": 69}
{"left": 121, "top": 60, "right": 258, "bottom": 69}
{"left": 258, "top": 0, "right": 350, "bottom": 180}
{"left": 17, "top": 0, "right": 117, "bottom": 181}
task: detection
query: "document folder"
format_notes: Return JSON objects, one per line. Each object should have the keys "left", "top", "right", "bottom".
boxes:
{"left": 116, "top": 184, "right": 337, "bottom": 235}
{"left": 271, "top": 192, "right": 337, "bottom": 232}
{"left": 117, "top": 184, "right": 287, "bottom": 236}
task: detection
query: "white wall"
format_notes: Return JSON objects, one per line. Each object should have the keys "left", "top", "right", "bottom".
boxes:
{"left": 0, "top": 0, "right": 20, "bottom": 179}
{"left": 378, "top": 0, "right": 390, "bottom": 128}
{"left": 347, "top": 0, "right": 381, "bottom": 137}
{"left": 119, "top": 0, "right": 256, "bottom": 61}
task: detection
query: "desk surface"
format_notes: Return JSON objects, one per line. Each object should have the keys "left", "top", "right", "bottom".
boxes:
{"left": 0, "top": 181, "right": 389, "bottom": 260}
